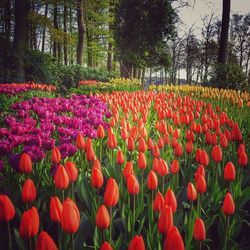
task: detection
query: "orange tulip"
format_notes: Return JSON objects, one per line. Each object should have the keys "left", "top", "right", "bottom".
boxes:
{"left": 222, "top": 192, "right": 235, "bottom": 216}
{"left": 116, "top": 150, "right": 125, "bottom": 165}
{"left": 195, "top": 165, "right": 205, "bottom": 182}
{"left": 174, "top": 143, "right": 183, "bottom": 157}
{"left": 138, "top": 152, "right": 147, "bottom": 170}
{"left": 127, "top": 174, "right": 140, "bottom": 194}
{"left": 35, "top": 231, "right": 58, "bottom": 250}
{"left": 93, "top": 159, "right": 101, "bottom": 170}
{"left": 0, "top": 195, "right": 15, "bottom": 221}
{"left": 75, "top": 133, "right": 86, "bottom": 150}
{"left": 158, "top": 159, "right": 168, "bottom": 176}
{"left": 128, "top": 136, "right": 135, "bottom": 151}
{"left": 158, "top": 205, "right": 173, "bottom": 234}
{"left": 193, "top": 218, "right": 206, "bottom": 241}
{"left": 138, "top": 137, "right": 147, "bottom": 152}
{"left": 61, "top": 198, "right": 80, "bottom": 233}
{"left": 20, "top": 207, "right": 39, "bottom": 238}
{"left": 185, "top": 140, "right": 193, "bottom": 154}
{"left": 91, "top": 167, "right": 103, "bottom": 188}
{"left": 54, "top": 165, "right": 69, "bottom": 190}
{"left": 97, "top": 125, "right": 105, "bottom": 139}
{"left": 21, "top": 178, "right": 37, "bottom": 203}
{"left": 51, "top": 147, "right": 61, "bottom": 164}
{"left": 187, "top": 182, "right": 197, "bottom": 201}
{"left": 196, "top": 175, "right": 207, "bottom": 194}
{"left": 128, "top": 235, "right": 145, "bottom": 250}
{"left": 153, "top": 192, "right": 164, "bottom": 212}
{"left": 50, "top": 196, "right": 62, "bottom": 223}
{"left": 96, "top": 205, "right": 110, "bottom": 230}
{"left": 107, "top": 133, "right": 117, "bottom": 149}
{"left": 147, "top": 170, "right": 158, "bottom": 190}
{"left": 86, "top": 145, "right": 96, "bottom": 162}
{"left": 164, "top": 188, "right": 177, "bottom": 213}
{"left": 170, "top": 159, "right": 179, "bottom": 174}
{"left": 65, "top": 161, "right": 78, "bottom": 182}
{"left": 19, "top": 152, "right": 32, "bottom": 173}
{"left": 104, "top": 178, "right": 119, "bottom": 207}
{"left": 123, "top": 161, "right": 134, "bottom": 179}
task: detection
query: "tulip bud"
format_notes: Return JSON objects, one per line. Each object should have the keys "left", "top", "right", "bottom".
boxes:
{"left": 222, "top": 192, "right": 235, "bottom": 216}
{"left": 97, "top": 125, "right": 105, "bottom": 139}
{"left": 104, "top": 178, "right": 119, "bottom": 207}
{"left": 65, "top": 161, "right": 78, "bottom": 182}
{"left": 153, "top": 192, "right": 164, "bottom": 212}
{"left": 127, "top": 174, "right": 140, "bottom": 195}
{"left": 54, "top": 165, "right": 69, "bottom": 190}
{"left": 0, "top": 195, "right": 15, "bottom": 221}
{"left": 96, "top": 205, "right": 110, "bottom": 230}
{"left": 164, "top": 188, "right": 177, "bottom": 213}
{"left": 193, "top": 218, "right": 206, "bottom": 241}
{"left": 158, "top": 205, "right": 173, "bottom": 234}
{"left": 19, "top": 152, "right": 32, "bottom": 173}
{"left": 22, "top": 178, "right": 37, "bottom": 203}
{"left": 91, "top": 167, "right": 103, "bottom": 189}
{"left": 50, "top": 196, "right": 62, "bottom": 223}
{"left": 170, "top": 159, "right": 179, "bottom": 174}
{"left": 211, "top": 145, "right": 222, "bottom": 163}
{"left": 187, "top": 182, "right": 197, "bottom": 201}
{"left": 224, "top": 162, "right": 235, "bottom": 181}
{"left": 196, "top": 175, "right": 207, "bottom": 194}
{"left": 100, "top": 242, "right": 113, "bottom": 250}
{"left": 128, "top": 235, "right": 145, "bottom": 250}
{"left": 51, "top": 147, "right": 61, "bottom": 164}
{"left": 35, "top": 231, "right": 58, "bottom": 250}
{"left": 75, "top": 133, "right": 86, "bottom": 150}
{"left": 164, "top": 226, "right": 185, "bottom": 250}
{"left": 147, "top": 171, "right": 158, "bottom": 190}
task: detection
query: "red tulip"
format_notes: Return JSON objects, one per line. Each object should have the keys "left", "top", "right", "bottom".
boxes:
{"left": 185, "top": 140, "right": 193, "bottom": 154}
{"left": 22, "top": 178, "right": 37, "bottom": 203}
{"left": 50, "top": 196, "right": 62, "bottom": 223}
{"left": 19, "top": 152, "right": 32, "bottom": 173}
{"left": 65, "top": 161, "right": 78, "bottom": 182}
{"left": 187, "top": 182, "right": 197, "bottom": 201}
{"left": 97, "top": 125, "right": 105, "bottom": 139}
{"left": 54, "top": 165, "right": 69, "bottom": 190}
{"left": 164, "top": 188, "right": 177, "bottom": 213}
{"left": 128, "top": 136, "right": 135, "bottom": 151}
{"left": 195, "top": 165, "right": 205, "bottom": 182}
{"left": 86, "top": 145, "right": 96, "bottom": 162}
{"left": 158, "top": 159, "right": 168, "bottom": 176}
{"left": 147, "top": 138, "right": 154, "bottom": 151}
{"left": 96, "top": 205, "right": 110, "bottom": 230}
{"left": 237, "top": 143, "right": 245, "bottom": 156}
{"left": 220, "top": 134, "right": 228, "bottom": 148}
{"left": 138, "top": 152, "right": 147, "bottom": 170}
{"left": 196, "top": 175, "right": 207, "bottom": 194}
{"left": 170, "top": 159, "right": 179, "bottom": 174}
{"left": 224, "top": 162, "right": 236, "bottom": 181}
{"left": 93, "top": 159, "right": 101, "bottom": 170}
{"left": 158, "top": 205, "right": 173, "bottom": 234}
{"left": 152, "top": 145, "right": 160, "bottom": 158}
{"left": 164, "top": 226, "right": 184, "bottom": 250}
{"left": 200, "top": 149, "right": 209, "bottom": 167}
{"left": 147, "top": 170, "right": 158, "bottom": 190}
{"left": 107, "top": 133, "right": 117, "bottom": 149}
{"left": 61, "top": 198, "right": 80, "bottom": 233}
{"left": 157, "top": 137, "right": 164, "bottom": 149}
{"left": 127, "top": 174, "right": 140, "bottom": 195}
{"left": 0, "top": 195, "right": 15, "bottom": 221}
{"left": 222, "top": 192, "right": 235, "bottom": 216}
{"left": 76, "top": 133, "right": 86, "bottom": 150}
{"left": 153, "top": 192, "right": 164, "bottom": 212}
{"left": 51, "top": 147, "right": 61, "bottom": 164}
{"left": 194, "top": 218, "right": 206, "bottom": 241}
{"left": 123, "top": 161, "right": 134, "bottom": 179}
{"left": 116, "top": 150, "right": 125, "bottom": 165}
{"left": 211, "top": 145, "right": 222, "bottom": 163}
{"left": 138, "top": 137, "right": 147, "bottom": 152}
{"left": 20, "top": 207, "right": 39, "bottom": 238}
{"left": 104, "top": 178, "right": 119, "bottom": 207}
{"left": 35, "top": 231, "right": 58, "bottom": 250}
{"left": 238, "top": 152, "right": 248, "bottom": 167}
{"left": 174, "top": 143, "right": 183, "bottom": 157}
{"left": 100, "top": 242, "right": 113, "bottom": 250}
{"left": 128, "top": 235, "right": 145, "bottom": 250}
{"left": 91, "top": 167, "right": 103, "bottom": 188}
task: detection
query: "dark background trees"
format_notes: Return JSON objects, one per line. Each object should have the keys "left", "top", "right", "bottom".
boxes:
{"left": 0, "top": 0, "right": 249, "bottom": 90}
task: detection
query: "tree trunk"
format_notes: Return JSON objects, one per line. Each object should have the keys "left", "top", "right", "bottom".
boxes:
{"left": 13, "top": 0, "right": 28, "bottom": 81}
{"left": 218, "top": 0, "right": 231, "bottom": 64}
{"left": 63, "top": 2, "right": 68, "bottom": 65}
{"left": 53, "top": 4, "right": 58, "bottom": 59}
{"left": 86, "top": 27, "right": 93, "bottom": 67}
{"left": 41, "top": 4, "right": 48, "bottom": 52}
{"left": 107, "top": 42, "right": 113, "bottom": 71}
{"left": 76, "top": 0, "right": 86, "bottom": 66}
{"left": 4, "top": 0, "right": 11, "bottom": 42}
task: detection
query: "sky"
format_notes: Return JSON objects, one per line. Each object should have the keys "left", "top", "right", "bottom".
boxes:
{"left": 177, "top": 0, "right": 250, "bottom": 37}
{"left": 173, "top": 0, "right": 250, "bottom": 79}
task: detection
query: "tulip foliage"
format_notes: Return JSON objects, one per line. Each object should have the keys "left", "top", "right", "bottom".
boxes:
{"left": 0, "top": 88, "right": 249, "bottom": 250}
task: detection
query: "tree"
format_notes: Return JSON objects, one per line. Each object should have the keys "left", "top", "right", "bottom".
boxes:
{"left": 218, "top": 0, "right": 231, "bottom": 65}
{"left": 76, "top": 0, "right": 86, "bottom": 66}
{"left": 13, "top": 0, "right": 28, "bottom": 81}
{"left": 114, "top": 0, "right": 176, "bottom": 79}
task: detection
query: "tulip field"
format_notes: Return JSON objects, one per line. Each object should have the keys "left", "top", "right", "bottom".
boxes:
{"left": 0, "top": 81, "right": 249, "bottom": 250}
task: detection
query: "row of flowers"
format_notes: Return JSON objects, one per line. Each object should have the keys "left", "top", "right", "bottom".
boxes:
{"left": 0, "top": 82, "right": 56, "bottom": 95}
{"left": 0, "top": 90, "right": 249, "bottom": 250}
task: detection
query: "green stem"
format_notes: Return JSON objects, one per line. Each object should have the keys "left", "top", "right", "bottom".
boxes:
{"left": 100, "top": 139, "right": 103, "bottom": 163}
{"left": 109, "top": 207, "right": 112, "bottom": 244}
{"left": 62, "top": 190, "right": 65, "bottom": 202}
{"left": 7, "top": 221, "right": 12, "bottom": 250}
{"left": 29, "top": 238, "right": 32, "bottom": 250}
{"left": 58, "top": 223, "right": 61, "bottom": 250}
{"left": 71, "top": 234, "right": 75, "bottom": 250}
{"left": 71, "top": 182, "right": 74, "bottom": 199}
{"left": 223, "top": 216, "right": 230, "bottom": 250}
{"left": 162, "top": 176, "right": 165, "bottom": 194}
{"left": 199, "top": 241, "right": 202, "bottom": 250}
{"left": 197, "top": 194, "right": 201, "bottom": 217}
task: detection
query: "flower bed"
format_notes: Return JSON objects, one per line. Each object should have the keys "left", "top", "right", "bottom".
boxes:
{"left": 0, "top": 82, "right": 56, "bottom": 94}
{"left": 0, "top": 90, "right": 249, "bottom": 250}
